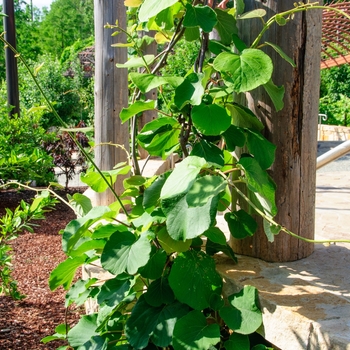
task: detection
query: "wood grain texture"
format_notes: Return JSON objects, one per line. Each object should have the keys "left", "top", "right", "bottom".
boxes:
{"left": 230, "top": 1, "right": 322, "bottom": 261}
{"left": 94, "top": 0, "right": 129, "bottom": 205}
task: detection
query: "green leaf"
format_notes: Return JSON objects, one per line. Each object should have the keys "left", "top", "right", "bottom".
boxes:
{"left": 69, "top": 238, "right": 106, "bottom": 257}
{"left": 186, "top": 175, "right": 227, "bottom": 207}
{"left": 263, "top": 79, "right": 285, "bottom": 112}
{"left": 49, "top": 255, "right": 88, "bottom": 291}
{"left": 138, "top": 0, "right": 178, "bottom": 23}
{"left": 168, "top": 251, "right": 222, "bottom": 310}
{"left": 154, "top": 3, "right": 182, "bottom": 30}
{"left": 191, "top": 140, "right": 225, "bottom": 168}
{"left": 219, "top": 285, "right": 262, "bottom": 334}
{"left": 139, "top": 248, "right": 167, "bottom": 280}
{"left": 222, "top": 125, "right": 246, "bottom": 151}
{"left": 116, "top": 54, "right": 155, "bottom": 68}
{"left": 144, "top": 277, "right": 175, "bottom": 307}
{"left": 161, "top": 156, "right": 206, "bottom": 199}
{"left": 183, "top": 4, "right": 217, "bottom": 33}
{"left": 224, "top": 210, "right": 257, "bottom": 240}
{"left": 143, "top": 175, "right": 167, "bottom": 212}
{"left": 238, "top": 157, "right": 277, "bottom": 216}
{"left": 225, "top": 333, "right": 250, "bottom": 350}
{"left": 172, "top": 310, "right": 220, "bottom": 350}
{"left": 226, "top": 103, "right": 264, "bottom": 131}
{"left": 263, "top": 219, "right": 281, "bottom": 243}
{"left": 97, "top": 277, "right": 131, "bottom": 307}
{"left": 264, "top": 42, "right": 295, "bottom": 67}
{"left": 81, "top": 166, "right": 131, "bottom": 192}
{"left": 235, "top": 0, "right": 245, "bottom": 15}
{"left": 120, "top": 100, "right": 156, "bottom": 123}
{"left": 275, "top": 14, "right": 287, "bottom": 26}
{"left": 101, "top": 231, "right": 151, "bottom": 275}
{"left": 191, "top": 103, "right": 231, "bottom": 136}
{"left": 67, "top": 193, "right": 92, "bottom": 217}
{"left": 65, "top": 278, "right": 97, "bottom": 307}
{"left": 213, "top": 49, "right": 273, "bottom": 93}
{"left": 203, "top": 226, "right": 227, "bottom": 245}
{"left": 41, "top": 324, "right": 70, "bottom": 343}
{"left": 174, "top": 73, "right": 205, "bottom": 109}
{"left": 185, "top": 27, "right": 200, "bottom": 41}
{"left": 246, "top": 129, "right": 276, "bottom": 170}
{"left": 67, "top": 314, "right": 99, "bottom": 347}
{"left": 252, "top": 345, "right": 274, "bottom": 350}
{"left": 206, "top": 239, "right": 237, "bottom": 262}
{"left": 130, "top": 73, "right": 183, "bottom": 93}
{"left": 162, "top": 193, "right": 218, "bottom": 241}
{"left": 238, "top": 9, "right": 266, "bottom": 19}
{"left": 214, "top": 9, "right": 238, "bottom": 45}
{"left": 125, "top": 295, "right": 189, "bottom": 348}
{"left": 91, "top": 224, "right": 128, "bottom": 239}
{"left": 138, "top": 117, "right": 181, "bottom": 159}
{"left": 157, "top": 227, "right": 192, "bottom": 254}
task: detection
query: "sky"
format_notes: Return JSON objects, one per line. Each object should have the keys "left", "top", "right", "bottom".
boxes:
{"left": 31, "top": 0, "right": 53, "bottom": 9}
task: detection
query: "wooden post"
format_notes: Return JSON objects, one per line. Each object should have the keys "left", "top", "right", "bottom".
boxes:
{"left": 94, "top": 0, "right": 129, "bottom": 205}
{"left": 3, "top": 0, "right": 20, "bottom": 117}
{"left": 230, "top": 1, "right": 322, "bottom": 262}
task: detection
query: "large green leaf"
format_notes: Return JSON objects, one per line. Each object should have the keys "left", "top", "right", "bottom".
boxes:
{"left": 225, "top": 333, "right": 250, "bottom": 350}
{"left": 219, "top": 285, "right": 262, "bottom": 334}
{"left": 130, "top": 73, "right": 183, "bottom": 93}
{"left": 62, "top": 206, "right": 112, "bottom": 254}
{"left": 157, "top": 227, "right": 192, "bottom": 254}
{"left": 222, "top": 125, "right": 246, "bottom": 151}
{"left": 224, "top": 210, "right": 257, "bottom": 240}
{"left": 213, "top": 50, "right": 273, "bottom": 93}
{"left": 238, "top": 157, "right": 277, "bottom": 216}
{"left": 160, "top": 156, "right": 206, "bottom": 200}
{"left": 245, "top": 129, "right": 276, "bottom": 170}
{"left": 186, "top": 175, "right": 227, "bottom": 207}
{"left": 206, "top": 239, "right": 237, "bottom": 262}
{"left": 67, "top": 193, "right": 92, "bottom": 217}
{"left": 138, "top": 0, "right": 178, "bottom": 23}
{"left": 168, "top": 251, "right": 222, "bottom": 310}
{"left": 226, "top": 103, "right": 264, "bottom": 131}
{"left": 214, "top": 9, "right": 238, "bottom": 45}
{"left": 67, "top": 314, "right": 99, "bottom": 347}
{"left": 174, "top": 73, "right": 205, "bottom": 110}
{"left": 202, "top": 226, "right": 227, "bottom": 245}
{"left": 183, "top": 4, "right": 217, "bottom": 33}
{"left": 191, "top": 140, "right": 225, "bottom": 168}
{"left": 81, "top": 166, "right": 131, "bottom": 192}
{"left": 138, "top": 117, "right": 181, "bottom": 159}
{"left": 191, "top": 103, "right": 231, "bottom": 135}
{"left": 144, "top": 277, "right": 175, "bottom": 307}
{"left": 116, "top": 54, "right": 155, "bottom": 68}
{"left": 49, "top": 255, "right": 88, "bottom": 291}
{"left": 97, "top": 277, "right": 132, "bottom": 307}
{"left": 162, "top": 193, "right": 218, "bottom": 241}
{"left": 172, "top": 310, "right": 220, "bottom": 350}
{"left": 139, "top": 248, "right": 167, "bottom": 280}
{"left": 101, "top": 231, "right": 151, "bottom": 276}
{"left": 125, "top": 295, "right": 189, "bottom": 348}
{"left": 143, "top": 174, "right": 167, "bottom": 213}
{"left": 120, "top": 100, "right": 156, "bottom": 123}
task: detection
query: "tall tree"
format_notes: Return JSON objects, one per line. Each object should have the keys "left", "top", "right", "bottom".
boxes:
{"left": 38, "top": 0, "right": 94, "bottom": 58}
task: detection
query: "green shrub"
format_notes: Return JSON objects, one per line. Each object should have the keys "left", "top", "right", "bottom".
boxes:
{"left": 0, "top": 108, "right": 55, "bottom": 185}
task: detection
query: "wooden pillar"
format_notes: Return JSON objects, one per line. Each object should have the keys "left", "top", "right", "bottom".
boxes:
{"left": 94, "top": 0, "right": 129, "bottom": 205}
{"left": 3, "top": 0, "right": 20, "bottom": 117}
{"left": 230, "top": 1, "right": 322, "bottom": 262}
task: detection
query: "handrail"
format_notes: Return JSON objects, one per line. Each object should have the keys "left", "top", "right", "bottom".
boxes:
{"left": 317, "top": 140, "right": 350, "bottom": 169}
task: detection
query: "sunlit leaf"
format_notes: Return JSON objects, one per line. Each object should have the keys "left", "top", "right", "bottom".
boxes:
{"left": 116, "top": 54, "right": 155, "bottom": 68}
{"left": 238, "top": 9, "right": 266, "bottom": 19}
{"left": 263, "top": 79, "right": 285, "bottom": 112}
{"left": 214, "top": 8, "right": 238, "bottom": 45}
{"left": 183, "top": 4, "right": 217, "bottom": 33}
{"left": 139, "top": 0, "right": 179, "bottom": 23}
{"left": 224, "top": 210, "right": 257, "bottom": 240}
{"left": 120, "top": 100, "right": 156, "bottom": 123}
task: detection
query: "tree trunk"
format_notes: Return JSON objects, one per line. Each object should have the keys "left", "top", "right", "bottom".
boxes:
{"left": 230, "top": 1, "right": 322, "bottom": 262}
{"left": 93, "top": 0, "right": 129, "bottom": 205}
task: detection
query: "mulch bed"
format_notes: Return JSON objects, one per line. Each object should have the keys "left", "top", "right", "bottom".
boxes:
{"left": 0, "top": 187, "right": 87, "bottom": 349}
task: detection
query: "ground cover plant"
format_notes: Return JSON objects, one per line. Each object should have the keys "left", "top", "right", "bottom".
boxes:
{"left": 2, "top": 1, "right": 350, "bottom": 350}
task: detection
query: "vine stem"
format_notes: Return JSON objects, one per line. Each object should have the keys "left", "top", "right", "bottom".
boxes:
{"left": 251, "top": 3, "right": 350, "bottom": 49}
{"left": 229, "top": 180, "right": 350, "bottom": 245}
{"left": 0, "top": 34, "right": 131, "bottom": 219}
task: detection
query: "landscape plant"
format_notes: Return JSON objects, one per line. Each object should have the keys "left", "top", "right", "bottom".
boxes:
{"left": 2, "top": 1, "right": 350, "bottom": 349}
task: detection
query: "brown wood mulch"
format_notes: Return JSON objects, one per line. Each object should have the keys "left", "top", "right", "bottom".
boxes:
{"left": 0, "top": 188, "right": 87, "bottom": 350}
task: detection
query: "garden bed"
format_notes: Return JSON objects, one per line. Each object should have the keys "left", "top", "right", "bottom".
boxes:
{"left": 0, "top": 188, "right": 86, "bottom": 349}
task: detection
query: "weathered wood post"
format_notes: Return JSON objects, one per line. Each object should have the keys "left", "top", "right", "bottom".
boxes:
{"left": 94, "top": 0, "right": 129, "bottom": 205}
{"left": 230, "top": 1, "right": 322, "bottom": 261}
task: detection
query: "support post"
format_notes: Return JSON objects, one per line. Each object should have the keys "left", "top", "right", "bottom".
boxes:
{"left": 3, "top": 0, "right": 20, "bottom": 117}
{"left": 94, "top": 0, "right": 129, "bottom": 205}
{"left": 230, "top": 1, "right": 322, "bottom": 262}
